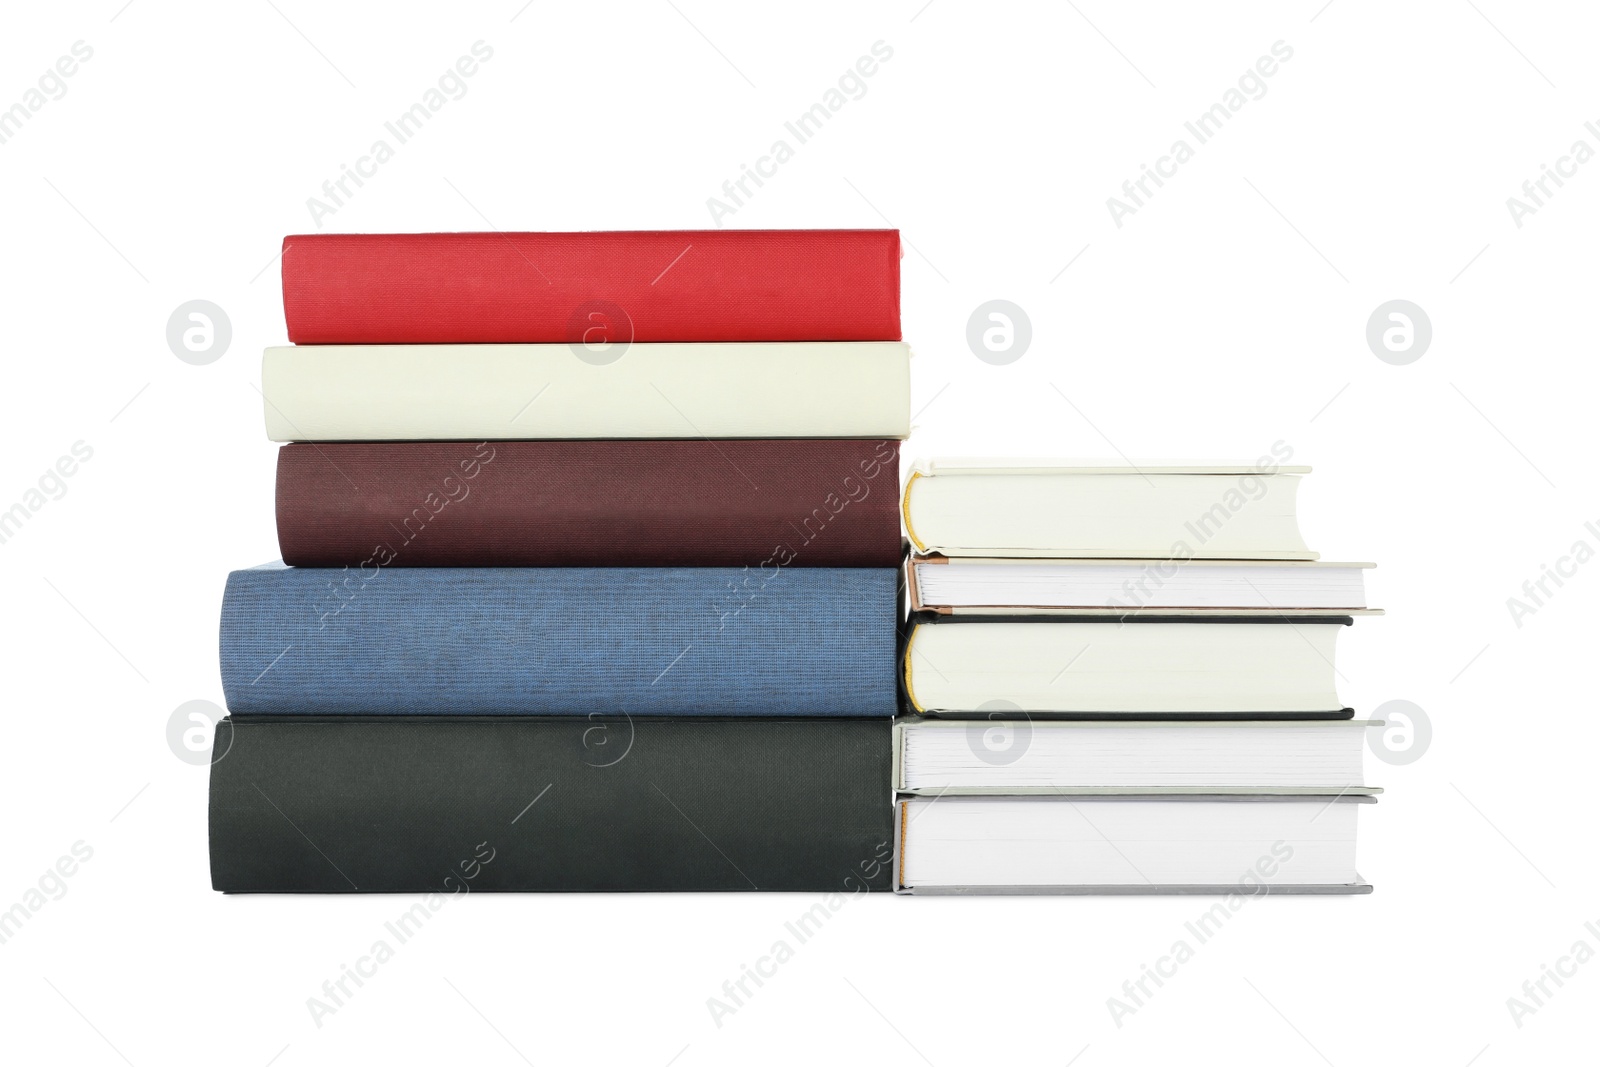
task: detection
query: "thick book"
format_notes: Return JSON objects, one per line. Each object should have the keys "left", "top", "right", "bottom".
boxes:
{"left": 277, "top": 439, "right": 903, "bottom": 568}
{"left": 895, "top": 718, "right": 1379, "bottom": 795}
{"left": 902, "top": 458, "right": 1314, "bottom": 559}
{"left": 210, "top": 716, "right": 895, "bottom": 893}
{"left": 902, "top": 616, "right": 1350, "bottom": 716}
{"left": 220, "top": 564, "right": 899, "bottom": 716}
{"left": 895, "top": 795, "right": 1373, "bottom": 894}
{"left": 281, "top": 230, "right": 902, "bottom": 344}
{"left": 909, "top": 555, "right": 1378, "bottom": 616}
{"left": 260, "top": 342, "right": 911, "bottom": 441}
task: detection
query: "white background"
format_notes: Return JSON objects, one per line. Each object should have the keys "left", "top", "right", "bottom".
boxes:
{"left": 1, "top": 1, "right": 1595, "bottom": 1063}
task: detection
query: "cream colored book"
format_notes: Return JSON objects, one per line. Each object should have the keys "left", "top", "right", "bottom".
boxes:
{"left": 902, "top": 457, "right": 1314, "bottom": 559}
{"left": 902, "top": 618, "right": 1346, "bottom": 715}
{"left": 261, "top": 342, "right": 911, "bottom": 441}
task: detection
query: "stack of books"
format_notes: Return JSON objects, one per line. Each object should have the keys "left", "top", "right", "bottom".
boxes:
{"left": 894, "top": 460, "right": 1380, "bottom": 894}
{"left": 209, "top": 230, "right": 912, "bottom": 893}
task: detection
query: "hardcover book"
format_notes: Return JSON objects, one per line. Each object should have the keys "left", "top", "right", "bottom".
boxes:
{"left": 261, "top": 342, "right": 911, "bottom": 442}
{"left": 908, "top": 556, "right": 1377, "bottom": 616}
{"left": 902, "top": 458, "right": 1314, "bottom": 559}
{"left": 894, "top": 718, "right": 1378, "bottom": 795}
{"left": 895, "top": 795, "right": 1372, "bottom": 894}
{"left": 902, "top": 616, "right": 1350, "bottom": 716}
{"left": 221, "top": 564, "right": 900, "bottom": 716}
{"left": 210, "top": 716, "right": 895, "bottom": 893}
{"left": 281, "top": 229, "right": 902, "bottom": 344}
{"left": 276, "top": 439, "right": 903, "bottom": 568}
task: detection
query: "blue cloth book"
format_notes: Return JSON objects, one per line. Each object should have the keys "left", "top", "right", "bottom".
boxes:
{"left": 220, "top": 563, "right": 899, "bottom": 716}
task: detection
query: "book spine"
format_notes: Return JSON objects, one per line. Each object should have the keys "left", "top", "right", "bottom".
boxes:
{"left": 281, "top": 230, "right": 901, "bottom": 344}
{"left": 219, "top": 566, "right": 900, "bottom": 716}
{"left": 260, "top": 343, "right": 912, "bottom": 442}
{"left": 276, "top": 440, "right": 903, "bottom": 568}
{"left": 209, "top": 717, "right": 896, "bottom": 893}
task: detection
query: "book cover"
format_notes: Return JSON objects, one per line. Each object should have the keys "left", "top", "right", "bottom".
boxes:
{"left": 906, "top": 555, "right": 1377, "bottom": 616}
{"left": 210, "top": 716, "right": 895, "bottom": 893}
{"left": 276, "top": 439, "right": 903, "bottom": 568}
{"left": 281, "top": 230, "right": 902, "bottom": 344}
{"left": 894, "top": 794, "right": 1373, "bottom": 895}
{"left": 901, "top": 459, "right": 1314, "bottom": 559}
{"left": 892, "top": 717, "right": 1379, "bottom": 794}
{"left": 220, "top": 564, "right": 900, "bottom": 716}
{"left": 261, "top": 342, "right": 911, "bottom": 441}
{"left": 901, "top": 614, "right": 1350, "bottom": 716}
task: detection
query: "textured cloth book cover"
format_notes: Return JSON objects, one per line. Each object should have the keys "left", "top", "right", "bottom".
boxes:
{"left": 281, "top": 229, "right": 902, "bottom": 344}
{"left": 220, "top": 565, "right": 899, "bottom": 716}
{"left": 209, "top": 717, "right": 896, "bottom": 893}
{"left": 260, "top": 342, "right": 912, "bottom": 442}
{"left": 276, "top": 439, "right": 903, "bottom": 568}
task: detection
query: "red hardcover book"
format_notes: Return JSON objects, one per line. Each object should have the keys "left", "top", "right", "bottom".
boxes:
{"left": 281, "top": 230, "right": 901, "bottom": 344}
{"left": 276, "top": 439, "right": 903, "bottom": 567}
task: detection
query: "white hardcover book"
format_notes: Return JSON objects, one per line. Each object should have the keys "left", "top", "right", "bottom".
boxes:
{"left": 903, "top": 619, "right": 1345, "bottom": 715}
{"left": 896, "top": 796, "right": 1369, "bottom": 892}
{"left": 909, "top": 556, "right": 1377, "bottom": 615}
{"left": 902, "top": 458, "right": 1314, "bottom": 559}
{"left": 261, "top": 342, "right": 911, "bottom": 441}
{"left": 895, "top": 719, "right": 1377, "bottom": 794}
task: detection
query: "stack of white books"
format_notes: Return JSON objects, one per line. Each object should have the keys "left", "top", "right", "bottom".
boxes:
{"left": 892, "top": 458, "right": 1381, "bottom": 895}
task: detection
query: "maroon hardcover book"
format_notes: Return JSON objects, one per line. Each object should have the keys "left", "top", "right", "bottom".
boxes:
{"left": 276, "top": 440, "right": 903, "bottom": 567}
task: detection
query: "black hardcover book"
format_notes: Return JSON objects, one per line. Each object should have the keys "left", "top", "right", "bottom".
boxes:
{"left": 209, "top": 716, "right": 894, "bottom": 893}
